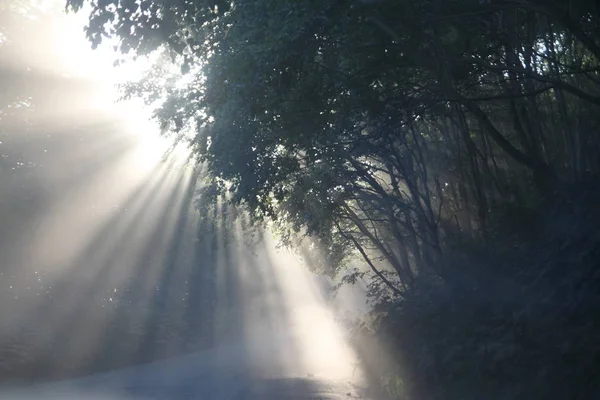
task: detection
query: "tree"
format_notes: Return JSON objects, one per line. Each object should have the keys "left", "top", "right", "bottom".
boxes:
{"left": 67, "top": 0, "right": 600, "bottom": 294}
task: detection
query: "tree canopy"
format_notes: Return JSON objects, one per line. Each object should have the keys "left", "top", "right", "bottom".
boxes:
{"left": 67, "top": 0, "right": 600, "bottom": 293}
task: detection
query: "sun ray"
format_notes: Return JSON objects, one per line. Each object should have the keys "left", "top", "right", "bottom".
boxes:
{"left": 0, "top": 0, "right": 374, "bottom": 391}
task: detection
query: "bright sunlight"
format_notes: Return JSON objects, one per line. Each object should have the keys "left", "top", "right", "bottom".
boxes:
{"left": 0, "top": 1, "right": 372, "bottom": 398}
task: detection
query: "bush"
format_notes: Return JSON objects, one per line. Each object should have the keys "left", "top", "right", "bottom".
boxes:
{"left": 351, "top": 179, "right": 600, "bottom": 399}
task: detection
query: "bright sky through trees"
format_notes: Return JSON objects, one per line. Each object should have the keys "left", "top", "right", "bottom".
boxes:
{"left": 2, "top": 0, "right": 169, "bottom": 165}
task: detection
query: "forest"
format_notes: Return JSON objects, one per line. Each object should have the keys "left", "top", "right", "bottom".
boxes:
{"left": 4, "top": 0, "right": 598, "bottom": 398}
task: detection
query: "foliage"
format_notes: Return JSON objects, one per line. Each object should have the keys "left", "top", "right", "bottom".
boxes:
{"left": 69, "top": 0, "right": 600, "bottom": 397}
{"left": 344, "top": 182, "right": 600, "bottom": 399}
{"left": 68, "top": 0, "right": 600, "bottom": 289}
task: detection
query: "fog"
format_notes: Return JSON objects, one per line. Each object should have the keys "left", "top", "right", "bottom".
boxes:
{"left": 0, "top": 2, "right": 372, "bottom": 398}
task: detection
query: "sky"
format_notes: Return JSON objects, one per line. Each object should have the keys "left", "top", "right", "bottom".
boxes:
{"left": 0, "top": 0, "right": 155, "bottom": 118}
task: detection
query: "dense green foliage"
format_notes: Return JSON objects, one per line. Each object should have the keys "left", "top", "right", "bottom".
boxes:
{"left": 69, "top": 0, "right": 600, "bottom": 397}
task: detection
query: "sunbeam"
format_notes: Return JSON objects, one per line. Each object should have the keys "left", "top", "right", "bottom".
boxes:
{"left": 0, "top": 0, "right": 373, "bottom": 397}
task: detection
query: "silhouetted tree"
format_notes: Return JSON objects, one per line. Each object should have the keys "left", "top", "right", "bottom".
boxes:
{"left": 67, "top": 0, "right": 600, "bottom": 295}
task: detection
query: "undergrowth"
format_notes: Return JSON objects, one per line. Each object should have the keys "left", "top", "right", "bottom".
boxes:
{"left": 349, "top": 179, "right": 600, "bottom": 399}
